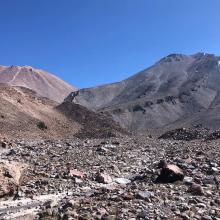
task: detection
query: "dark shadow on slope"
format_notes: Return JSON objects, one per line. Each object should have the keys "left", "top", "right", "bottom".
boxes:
{"left": 56, "top": 102, "right": 128, "bottom": 139}
{"left": 158, "top": 127, "right": 204, "bottom": 141}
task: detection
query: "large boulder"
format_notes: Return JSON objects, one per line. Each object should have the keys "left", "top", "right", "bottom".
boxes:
{"left": 0, "top": 160, "right": 27, "bottom": 198}
{"left": 156, "top": 161, "right": 184, "bottom": 183}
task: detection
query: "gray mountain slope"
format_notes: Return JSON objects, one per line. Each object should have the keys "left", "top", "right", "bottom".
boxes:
{"left": 66, "top": 53, "right": 220, "bottom": 132}
{"left": 0, "top": 65, "right": 76, "bottom": 103}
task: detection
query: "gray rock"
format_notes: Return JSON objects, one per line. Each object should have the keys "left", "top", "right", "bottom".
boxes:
{"left": 188, "top": 183, "right": 204, "bottom": 195}
{"left": 136, "top": 190, "right": 154, "bottom": 200}
{"left": 184, "top": 176, "right": 193, "bottom": 185}
{"left": 201, "top": 216, "right": 212, "bottom": 220}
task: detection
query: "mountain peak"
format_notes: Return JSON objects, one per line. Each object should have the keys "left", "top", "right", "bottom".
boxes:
{"left": 67, "top": 52, "right": 220, "bottom": 132}
{"left": 159, "top": 53, "right": 188, "bottom": 63}
{"left": 191, "top": 52, "right": 217, "bottom": 59}
{"left": 9, "top": 65, "right": 35, "bottom": 71}
{"left": 192, "top": 52, "right": 206, "bottom": 58}
{"left": 0, "top": 65, "right": 76, "bottom": 103}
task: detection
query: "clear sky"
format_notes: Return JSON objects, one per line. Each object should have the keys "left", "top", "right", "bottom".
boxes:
{"left": 0, "top": 0, "right": 220, "bottom": 88}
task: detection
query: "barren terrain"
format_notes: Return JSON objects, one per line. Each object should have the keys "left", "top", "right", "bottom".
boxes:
{"left": 0, "top": 135, "right": 219, "bottom": 219}
{"left": 0, "top": 84, "right": 125, "bottom": 140}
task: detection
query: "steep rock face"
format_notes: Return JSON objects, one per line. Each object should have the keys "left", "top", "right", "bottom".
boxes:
{"left": 66, "top": 53, "right": 220, "bottom": 131}
{"left": 0, "top": 65, "right": 76, "bottom": 103}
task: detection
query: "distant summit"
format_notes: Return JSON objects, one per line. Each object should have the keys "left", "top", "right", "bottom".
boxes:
{"left": 0, "top": 65, "right": 76, "bottom": 103}
{"left": 66, "top": 52, "right": 220, "bottom": 132}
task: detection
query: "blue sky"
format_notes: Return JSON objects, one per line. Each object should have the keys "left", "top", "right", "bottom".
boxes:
{"left": 0, "top": 0, "right": 220, "bottom": 88}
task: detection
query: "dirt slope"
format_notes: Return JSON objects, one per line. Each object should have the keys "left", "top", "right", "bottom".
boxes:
{"left": 0, "top": 84, "right": 125, "bottom": 140}
{"left": 0, "top": 84, "right": 80, "bottom": 140}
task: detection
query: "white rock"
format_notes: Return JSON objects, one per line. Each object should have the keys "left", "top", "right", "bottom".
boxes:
{"left": 114, "top": 178, "right": 131, "bottom": 185}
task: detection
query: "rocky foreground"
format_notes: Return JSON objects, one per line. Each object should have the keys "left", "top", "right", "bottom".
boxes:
{"left": 0, "top": 136, "right": 219, "bottom": 220}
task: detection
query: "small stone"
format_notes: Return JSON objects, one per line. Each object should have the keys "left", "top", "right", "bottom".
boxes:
{"left": 96, "top": 172, "right": 112, "bottom": 184}
{"left": 101, "top": 215, "right": 116, "bottom": 220}
{"left": 215, "top": 198, "right": 220, "bottom": 205}
{"left": 69, "top": 169, "right": 84, "bottom": 179}
{"left": 0, "top": 141, "right": 7, "bottom": 148}
{"left": 75, "top": 178, "right": 83, "bottom": 183}
{"left": 101, "top": 183, "right": 118, "bottom": 191}
{"left": 122, "top": 192, "right": 134, "bottom": 200}
{"left": 136, "top": 190, "right": 154, "bottom": 200}
{"left": 181, "top": 213, "right": 190, "bottom": 220}
{"left": 197, "top": 203, "right": 206, "bottom": 209}
{"left": 96, "top": 207, "right": 107, "bottom": 216}
{"left": 183, "top": 176, "right": 193, "bottom": 185}
{"left": 114, "top": 177, "right": 131, "bottom": 185}
{"left": 67, "top": 210, "right": 79, "bottom": 218}
{"left": 179, "top": 203, "right": 190, "bottom": 212}
{"left": 6, "top": 149, "right": 16, "bottom": 156}
{"left": 111, "top": 164, "right": 121, "bottom": 174}
{"left": 211, "top": 167, "right": 218, "bottom": 173}
{"left": 201, "top": 216, "right": 212, "bottom": 220}
{"left": 188, "top": 183, "right": 204, "bottom": 195}
{"left": 96, "top": 146, "right": 109, "bottom": 154}
{"left": 137, "top": 210, "right": 148, "bottom": 219}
